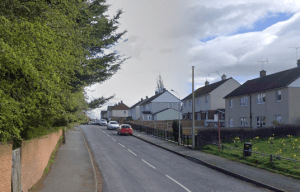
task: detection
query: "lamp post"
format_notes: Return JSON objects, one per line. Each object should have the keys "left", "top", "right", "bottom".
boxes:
{"left": 171, "top": 89, "right": 181, "bottom": 145}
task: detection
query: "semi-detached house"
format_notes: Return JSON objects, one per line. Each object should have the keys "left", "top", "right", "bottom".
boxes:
{"left": 224, "top": 60, "right": 300, "bottom": 128}
{"left": 181, "top": 75, "right": 240, "bottom": 126}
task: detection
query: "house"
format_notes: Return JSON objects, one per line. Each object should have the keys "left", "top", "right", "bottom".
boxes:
{"left": 181, "top": 75, "right": 240, "bottom": 126}
{"left": 100, "top": 110, "right": 107, "bottom": 119}
{"left": 139, "top": 89, "right": 182, "bottom": 121}
{"left": 107, "top": 101, "right": 129, "bottom": 121}
{"left": 224, "top": 60, "right": 300, "bottom": 128}
{"left": 129, "top": 98, "right": 146, "bottom": 120}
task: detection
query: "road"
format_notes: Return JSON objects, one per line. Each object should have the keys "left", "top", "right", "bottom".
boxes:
{"left": 81, "top": 125, "right": 269, "bottom": 192}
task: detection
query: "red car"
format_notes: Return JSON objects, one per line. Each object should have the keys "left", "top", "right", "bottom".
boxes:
{"left": 117, "top": 124, "right": 133, "bottom": 135}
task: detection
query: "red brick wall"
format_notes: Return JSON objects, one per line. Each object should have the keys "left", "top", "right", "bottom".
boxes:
{"left": 21, "top": 130, "right": 62, "bottom": 192}
{"left": 0, "top": 142, "right": 13, "bottom": 192}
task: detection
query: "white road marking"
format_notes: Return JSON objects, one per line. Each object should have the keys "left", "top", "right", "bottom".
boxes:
{"left": 106, "top": 134, "right": 111, "bottom": 137}
{"left": 142, "top": 159, "right": 156, "bottom": 169}
{"left": 118, "top": 143, "right": 125, "bottom": 148}
{"left": 111, "top": 138, "right": 116, "bottom": 142}
{"left": 128, "top": 149, "right": 137, "bottom": 156}
{"left": 165, "top": 175, "right": 192, "bottom": 192}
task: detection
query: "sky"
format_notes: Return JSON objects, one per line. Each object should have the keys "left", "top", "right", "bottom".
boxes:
{"left": 86, "top": 0, "right": 300, "bottom": 119}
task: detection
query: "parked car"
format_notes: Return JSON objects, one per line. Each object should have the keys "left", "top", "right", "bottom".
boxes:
{"left": 117, "top": 124, "right": 133, "bottom": 136}
{"left": 100, "top": 119, "right": 107, "bottom": 126}
{"left": 107, "top": 121, "right": 120, "bottom": 130}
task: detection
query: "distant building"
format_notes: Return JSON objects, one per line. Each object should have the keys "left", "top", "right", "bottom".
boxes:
{"left": 101, "top": 110, "right": 107, "bottom": 119}
{"left": 107, "top": 101, "right": 129, "bottom": 121}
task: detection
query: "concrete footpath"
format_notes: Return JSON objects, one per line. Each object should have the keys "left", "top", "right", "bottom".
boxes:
{"left": 39, "top": 126, "right": 96, "bottom": 192}
{"left": 133, "top": 132, "right": 300, "bottom": 192}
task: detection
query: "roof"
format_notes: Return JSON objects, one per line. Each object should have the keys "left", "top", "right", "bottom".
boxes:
{"left": 130, "top": 99, "right": 145, "bottom": 109}
{"left": 112, "top": 102, "right": 129, "bottom": 110}
{"left": 224, "top": 67, "right": 300, "bottom": 98}
{"left": 140, "top": 90, "right": 167, "bottom": 105}
{"left": 152, "top": 108, "right": 180, "bottom": 115}
{"left": 182, "top": 78, "right": 232, "bottom": 101}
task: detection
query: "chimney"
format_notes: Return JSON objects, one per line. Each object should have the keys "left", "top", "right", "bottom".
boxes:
{"left": 141, "top": 98, "right": 143, "bottom": 101}
{"left": 163, "top": 88, "right": 166, "bottom": 92}
{"left": 155, "top": 91, "right": 158, "bottom": 95}
{"left": 205, "top": 80, "right": 209, "bottom": 86}
{"left": 121, "top": 100, "right": 123, "bottom": 103}
{"left": 221, "top": 74, "right": 226, "bottom": 80}
{"left": 260, "top": 70, "right": 266, "bottom": 77}
{"left": 146, "top": 96, "right": 148, "bottom": 99}
{"left": 297, "top": 59, "right": 300, "bottom": 68}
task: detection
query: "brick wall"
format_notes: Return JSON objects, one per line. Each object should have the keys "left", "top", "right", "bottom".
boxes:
{"left": 21, "top": 129, "right": 62, "bottom": 192}
{"left": 0, "top": 142, "right": 13, "bottom": 192}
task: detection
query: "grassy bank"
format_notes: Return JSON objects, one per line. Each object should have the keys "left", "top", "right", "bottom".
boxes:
{"left": 201, "top": 135, "right": 300, "bottom": 179}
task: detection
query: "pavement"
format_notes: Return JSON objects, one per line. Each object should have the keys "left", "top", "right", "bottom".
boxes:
{"left": 132, "top": 131, "right": 300, "bottom": 192}
{"left": 39, "top": 126, "right": 96, "bottom": 192}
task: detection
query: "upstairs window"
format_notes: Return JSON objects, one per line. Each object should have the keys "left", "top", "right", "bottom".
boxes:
{"left": 205, "top": 96, "right": 208, "bottom": 103}
{"left": 124, "top": 111, "right": 126, "bottom": 114}
{"left": 146, "top": 104, "right": 149, "bottom": 109}
{"left": 197, "top": 98, "right": 201, "bottom": 105}
{"left": 189, "top": 100, "right": 192, "bottom": 107}
{"left": 256, "top": 93, "right": 266, "bottom": 104}
{"left": 276, "top": 90, "right": 281, "bottom": 102}
{"left": 240, "top": 96, "right": 248, "bottom": 106}
{"left": 229, "top": 99, "right": 233, "bottom": 108}
{"left": 183, "top": 101, "right": 186, "bottom": 107}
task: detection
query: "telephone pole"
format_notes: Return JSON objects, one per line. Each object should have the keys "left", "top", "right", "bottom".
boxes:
{"left": 192, "top": 66, "right": 195, "bottom": 149}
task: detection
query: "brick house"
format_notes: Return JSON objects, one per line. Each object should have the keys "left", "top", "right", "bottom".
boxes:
{"left": 107, "top": 101, "right": 129, "bottom": 121}
{"left": 224, "top": 60, "right": 300, "bottom": 128}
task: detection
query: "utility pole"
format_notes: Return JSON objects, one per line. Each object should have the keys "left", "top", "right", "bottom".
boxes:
{"left": 192, "top": 66, "right": 195, "bottom": 149}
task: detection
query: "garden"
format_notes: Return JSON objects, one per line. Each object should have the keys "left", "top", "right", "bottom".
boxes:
{"left": 201, "top": 134, "right": 300, "bottom": 179}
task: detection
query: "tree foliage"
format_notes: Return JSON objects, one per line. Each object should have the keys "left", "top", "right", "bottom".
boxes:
{"left": 0, "top": 0, "right": 126, "bottom": 143}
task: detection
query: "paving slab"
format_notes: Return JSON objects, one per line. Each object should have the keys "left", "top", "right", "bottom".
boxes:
{"left": 39, "top": 126, "right": 95, "bottom": 192}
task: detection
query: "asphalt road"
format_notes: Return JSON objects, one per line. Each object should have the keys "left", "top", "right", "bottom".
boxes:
{"left": 81, "top": 125, "right": 269, "bottom": 192}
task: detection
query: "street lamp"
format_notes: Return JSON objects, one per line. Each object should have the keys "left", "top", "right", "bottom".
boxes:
{"left": 171, "top": 89, "right": 181, "bottom": 145}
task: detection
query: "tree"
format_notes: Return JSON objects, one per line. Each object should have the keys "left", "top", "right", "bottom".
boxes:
{"left": 0, "top": 0, "right": 127, "bottom": 143}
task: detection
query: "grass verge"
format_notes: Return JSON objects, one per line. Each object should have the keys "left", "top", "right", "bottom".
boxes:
{"left": 201, "top": 135, "right": 300, "bottom": 180}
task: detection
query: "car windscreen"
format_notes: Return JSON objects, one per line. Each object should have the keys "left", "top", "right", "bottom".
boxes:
{"left": 122, "top": 125, "right": 131, "bottom": 128}
{"left": 110, "top": 122, "right": 117, "bottom": 124}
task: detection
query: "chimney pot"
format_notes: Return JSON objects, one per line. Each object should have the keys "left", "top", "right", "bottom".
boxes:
{"left": 297, "top": 59, "right": 300, "bottom": 68}
{"left": 260, "top": 70, "right": 266, "bottom": 77}
{"left": 155, "top": 91, "right": 158, "bottom": 95}
{"left": 163, "top": 88, "right": 166, "bottom": 91}
{"left": 141, "top": 98, "right": 143, "bottom": 101}
{"left": 146, "top": 96, "right": 148, "bottom": 99}
{"left": 221, "top": 74, "right": 226, "bottom": 80}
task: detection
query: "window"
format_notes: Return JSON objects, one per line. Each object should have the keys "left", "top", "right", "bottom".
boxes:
{"left": 256, "top": 93, "right": 266, "bottom": 104}
{"left": 124, "top": 111, "right": 126, "bottom": 114}
{"left": 183, "top": 101, "right": 186, "bottom": 107}
{"left": 189, "top": 100, "right": 192, "bottom": 107}
{"left": 197, "top": 113, "right": 201, "bottom": 120}
{"left": 205, "top": 96, "right": 208, "bottom": 103}
{"left": 197, "top": 98, "right": 201, "bottom": 105}
{"left": 240, "top": 96, "right": 248, "bottom": 106}
{"left": 240, "top": 117, "right": 248, "bottom": 127}
{"left": 146, "top": 104, "right": 149, "bottom": 109}
{"left": 229, "top": 118, "right": 233, "bottom": 128}
{"left": 148, "top": 115, "right": 152, "bottom": 120}
{"left": 229, "top": 99, "right": 233, "bottom": 108}
{"left": 276, "top": 90, "right": 281, "bottom": 102}
{"left": 276, "top": 115, "right": 282, "bottom": 123}
{"left": 257, "top": 116, "right": 266, "bottom": 128}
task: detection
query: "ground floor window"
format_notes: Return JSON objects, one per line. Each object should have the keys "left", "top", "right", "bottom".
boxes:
{"left": 229, "top": 118, "right": 233, "bottom": 128}
{"left": 276, "top": 115, "right": 282, "bottom": 123}
{"left": 240, "top": 117, "right": 248, "bottom": 127}
{"left": 257, "top": 116, "right": 266, "bottom": 128}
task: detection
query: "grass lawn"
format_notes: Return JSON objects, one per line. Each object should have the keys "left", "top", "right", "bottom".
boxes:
{"left": 201, "top": 135, "right": 300, "bottom": 179}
